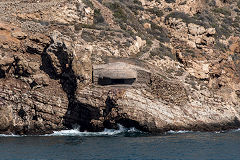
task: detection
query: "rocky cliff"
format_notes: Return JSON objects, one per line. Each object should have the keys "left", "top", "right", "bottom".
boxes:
{"left": 0, "top": 0, "right": 240, "bottom": 134}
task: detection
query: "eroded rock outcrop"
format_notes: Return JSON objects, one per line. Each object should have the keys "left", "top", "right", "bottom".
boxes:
{"left": 0, "top": 0, "right": 240, "bottom": 134}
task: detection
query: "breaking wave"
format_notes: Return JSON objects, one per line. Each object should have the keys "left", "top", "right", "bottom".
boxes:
{"left": 0, "top": 125, "right": 141, "bottom": 137}
{"left": 0, "top": 127, "right": 239, "bottom": 137}
{"left": 0, "top": 134, "right": 21, "bottom": 137}
{"left": 45, "top": 124, "right": 140, "bottom": 137}
{"left": 167, "top": 130, "right": 193, "bottom": 134}
{"left": 232, "top": 128, "right": 240, "bottom": 132}
{"left": 167, "top": 128, "right": 240, "bottom": 134}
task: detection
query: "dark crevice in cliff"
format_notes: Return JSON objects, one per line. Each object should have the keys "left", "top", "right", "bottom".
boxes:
{"left": 40, "top": 54, "right": 59, "bottom": 80}
{"left": 40, "top": 39, "right": 59, "bottom": 80}
{"left": 13, "top": 57, "right": 31, "bottom": 77}
{"left": 30, "top": 81, "right": 38, "bottom": 89}
{"left": 64, "top": 101, "right": 102, "bottom": 131}
{"left": 176, "top": 52, "right": 184, "bottom": 64}
{"left": 0, "top": 68, "right": 6, "bottom": 78}
{"left": 40, "top": 36, "right": 102, "bottom": 132}
{"left": 18, "top": 108, "right": 26, "bottom": 120}
{"left": 116, "top": 118, "right": 149, "bottom": 132}
{"left": 104, "top": 96, "right": 117, "bottom": 115}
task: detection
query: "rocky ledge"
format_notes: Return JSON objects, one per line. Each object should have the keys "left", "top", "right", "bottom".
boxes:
{"left": 0, "top": 0, "right": 240, "bottom": 135}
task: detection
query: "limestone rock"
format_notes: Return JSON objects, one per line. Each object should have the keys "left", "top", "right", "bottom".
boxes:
{"left": 0, "top": 78, "right": 68, "bottom": 135}
{"left": 45, "top": 31, "right": 74, "bottom": 76}
{"left": 206, "top": 28, "right": 216, "bottom": 35}
{"left": 31, "top": 73, "right": 50, "bottom": 86}
{"left": 0, "top": 105, "right": 12, "bottom": 131}
{"left": 186, "top": 61, "right": 210, "bottom": 79}
{"left": 72, "top": 45, "right": 93, "bottom": 84}
{"left": 144, "top": 23, "right": 151, "bottom": 29}
{"left": 188, "top": 23, "right": 206, "bottom": 36}
{"left": 129, "top": 36, "right": 146, "bottom": 54}
{"left": 11, "top": 30, "right": 27, "bottom": 40}
{"left": 0, "top": 0, "right": 240, "bottom": 135}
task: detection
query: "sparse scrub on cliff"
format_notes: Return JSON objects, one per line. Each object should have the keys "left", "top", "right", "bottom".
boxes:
{"left": 165, "top": 11, "right": 205, "bottom": 26}
{"left": 208, "top": 0, "right": 216, "bottom": 6}
{"left": 146, "top": 7, "right": 164, "bottom": 17}
{"left": 232, "top": 16, "right": 240, "bottom": 32}
{"left": 182, "top": 49, "right": 197, "bottom": 58}
{"left": 128, "top": 4, "right": 144, "bottom": 14}
{"left": 215, "top": 40, "right": 227, "bottom": 51}
{"left": 82, "top": 0, "right": 94, "bottom": 9}
{"left": 94, "top": 9, "right": 105, "bottom": 24}
{"left": 211, "top": 21, "right": 232, "bottom": 39}
{"left": 212, "top": 7, "right": 231, "bottom": 16}
{"left": 120, "top": 0, "right": 143, "bottom": 13}
{"left": 105, "top": 1, "right": 147, "bottom": 40}
{"left": 78, "top": 23, "right": 96, "bottom": 29}
{"left": 150, "top": 43, "right": 175, "bottom": 60}
{"left": 81, "top": 30, "right": 97, "bottom": 42}
{"left": 133, "top": 0, "right": 142, "bottom": 5}
{"left": 193, "top": 10, "right": 237, "bottom": 38}
{"left": 165, "top": 0, "right": 176, "bottom": 3}
{"left": 147, "top": 22, "right": 170, "bottom": 42}
{"left": 105, "top": 2, "right": 127, "bottom": 22}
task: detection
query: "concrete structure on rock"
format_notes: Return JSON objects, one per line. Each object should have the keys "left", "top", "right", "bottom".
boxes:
{"left": 93, "top": 62, "right": 150, "bottom": 86}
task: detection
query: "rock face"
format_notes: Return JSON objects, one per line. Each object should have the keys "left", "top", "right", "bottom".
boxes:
{"left": 0, "top": 0, "right": 240, "bottom": 134}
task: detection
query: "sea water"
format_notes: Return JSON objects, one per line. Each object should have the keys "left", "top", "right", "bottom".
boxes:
{"left": 0, "top": 126, "right": 239, "bottom": 160}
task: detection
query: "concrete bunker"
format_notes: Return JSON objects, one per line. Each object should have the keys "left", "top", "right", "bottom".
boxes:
{"left": 98, "top": 70, "right": 137, "bottom": 85}
{"left": 93, "top": 62, "right": 137, "bottom": 86}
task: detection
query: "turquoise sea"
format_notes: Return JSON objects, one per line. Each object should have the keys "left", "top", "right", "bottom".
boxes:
{"left": 0, "top": 126, "right": 239, "bottom": 160}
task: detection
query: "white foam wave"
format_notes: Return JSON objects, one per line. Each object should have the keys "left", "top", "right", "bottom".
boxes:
{"left": 232, "top": 128, "right": 240, "bottom": 132}
{"left": 167, "top": 130, "right": 193, "bottom": 134}
{"left": 0, "top": 125, "right": 141, "bottom": 137}
{"left": 45, "top": 124, "right": 140, "bottom": 137}
{"left": 0, "top": 134, "right": 21, "bottom": 137}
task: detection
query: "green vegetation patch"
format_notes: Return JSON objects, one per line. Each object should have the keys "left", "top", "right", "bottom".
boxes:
{"left": 150, "top": 43, "right": 175, "bottom": 60}
{"left": 182, "top": 49, "right": 198, "bottom": 58}
{"left": 214, "top": 40, "right": 227, "bottom": 52}
{"left": 105, "top": 2, "right": 128, "bottom": 22}
{"left": 165, "top": 11, "right": 205, "bottom": 26}
{"left": 193, "top": 10, "right": 238, "bottom": 38}
{"left": 146, "top": 7, "right": 164, "bottom": 17}
{"left": 147, "top": 23, "right": 170, "bottom": 43}
{"left": 212, "top": 7, "right": 231, "bottom": 16}
{"left": 133, "top": 0, "right": 142, "bottom": 5}
{"left": 94, "top": 9, "right": 105, "bottom": 24}
{"left": 81, "top": 30, "right": 97, "bottom": 42}
{"left": 82, "top": 0, "right": 94, "bottom": 9}
{"left": 104, "top": 1, "right": 147, "bottom": 39}
{"left": 165, "top": 0, "right": 176, "bottom": 3}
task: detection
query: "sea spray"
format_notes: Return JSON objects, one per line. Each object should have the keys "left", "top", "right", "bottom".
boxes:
{"left": 0, "top": 124, "right": 142, "bottom": 137}
{"left": 45, "top": 124, "right": 141, "bottom": 137}
{"left": 167, "top": 130, "right": 193, "bottom": 134}
{"left": 0, "top": 134, "right": 21, "bottom": 137}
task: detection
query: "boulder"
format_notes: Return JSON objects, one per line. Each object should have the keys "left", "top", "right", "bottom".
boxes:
{"left": 0, "top": 104, "right": 12, "bottom": 131}
{"left": 188, "top": 23, "right": 206, "bottom": 36}
{"left": 45, "top": 31, "right": 74, "bottom": 76}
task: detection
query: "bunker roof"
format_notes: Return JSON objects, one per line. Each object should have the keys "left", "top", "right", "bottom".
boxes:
{"left": 96, "top": 62, "right": 137, "bottom": 79}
